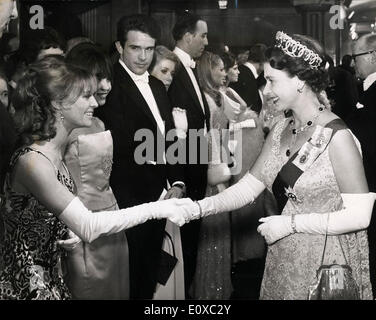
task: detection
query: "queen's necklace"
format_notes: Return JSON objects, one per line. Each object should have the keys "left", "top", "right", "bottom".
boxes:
{"left": 285, "top": 106, "right": 324, "bottom": 157}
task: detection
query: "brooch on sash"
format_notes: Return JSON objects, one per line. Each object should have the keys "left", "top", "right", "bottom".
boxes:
{"left": 284, "top": 186, "right": 303, "bottom": 204}
{"left": 292, "top": 125, "right": 333, "bottom": 172}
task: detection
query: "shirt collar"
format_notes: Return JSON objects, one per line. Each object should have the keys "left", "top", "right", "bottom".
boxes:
{"left": 174, "top": 47, "right": 196, "bottom": 69}
{"left": 244, "top": 62, "right": 259, "bottom": 79}
{"left": 363, "top": 71, "right": 376, "bottom": 91}
{"left": 119, "top": 59, "right": 149, "bottom": 83}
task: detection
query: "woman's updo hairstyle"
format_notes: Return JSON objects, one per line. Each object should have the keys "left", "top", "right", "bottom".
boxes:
{"left": 265, "top": 33, "right": 329, "bottom": 94}
{"left": 12, "top": 55, "right": 96, "bottom": 147}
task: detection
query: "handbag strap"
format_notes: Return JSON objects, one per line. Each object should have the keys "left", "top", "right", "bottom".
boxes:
{"left": 320, "top": 212, "right": 349, "bottom": 266}
{"left": 164, "top": 231, "right": 176, "bottom": 258}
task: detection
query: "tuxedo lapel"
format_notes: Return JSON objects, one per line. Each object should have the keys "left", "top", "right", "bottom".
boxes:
{"left": 150, "top": 78, "right": 172, "bottom": 133}
{"left": 240, "top": 64, "right": 255, "bottom": 81}
{"left": 178, "top": 66, "right": 206, "bottom": 118}
{"left": 118, "top": 64, "right": 159, "bottom": 130}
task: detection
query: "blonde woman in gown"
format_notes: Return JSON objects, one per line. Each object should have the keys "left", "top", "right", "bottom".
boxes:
{"left": 189, "top": 51, "right": 234, "bottom": 299}
{"left": 219, "top": 52, "right": 267, "bottom": 289}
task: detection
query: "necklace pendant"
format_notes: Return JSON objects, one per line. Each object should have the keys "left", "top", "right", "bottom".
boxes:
{"left": 286, "top": 149, "right": 291, "bottom": 157}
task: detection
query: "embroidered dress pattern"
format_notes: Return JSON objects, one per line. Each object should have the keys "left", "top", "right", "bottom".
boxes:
{"left": 258, "top": 118, "right": 372, "bottom": 300}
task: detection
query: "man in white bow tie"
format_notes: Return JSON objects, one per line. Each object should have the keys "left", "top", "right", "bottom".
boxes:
{"left": 168, "top": 12, "right": 210, "bottom": 298}
{"left": 96, "top": 14, "right": 185, "bottom": 300}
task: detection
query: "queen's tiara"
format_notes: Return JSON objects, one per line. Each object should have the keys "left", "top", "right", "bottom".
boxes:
{"left": 275, "top": 31, "right": 323, "bottom": 69}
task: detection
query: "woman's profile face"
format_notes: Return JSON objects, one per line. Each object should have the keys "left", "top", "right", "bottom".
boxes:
{"left": 95, "top": 77, "right": 112, "bottom": 106}
{"left": 62, "top": 89, "right": 98, "bottom": 129}
{"left": 0, "top": 78, "right": 9, "bottom": 107}
{"left": 151, "top": 58, "right": 176, "bottom": 90}
{"left": 211, "top": 58, "right": 227, "bottom": 88}
{"left": 227, "top": 63, "right": 240, "bottom": 83}
{"left": 263, "top": 62, "right": 300, "bottom": 112}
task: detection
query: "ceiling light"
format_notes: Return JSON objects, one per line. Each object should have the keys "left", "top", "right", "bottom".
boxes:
{"left": 218, "top": 0, "right": 228, "bottom": 9}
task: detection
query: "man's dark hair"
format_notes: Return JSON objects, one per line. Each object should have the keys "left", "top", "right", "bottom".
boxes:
{"left": 248, "top": 43, "right": 267, "bottom": 63}
{"left": 117, "top": 14, "right": 161, "bottom": 47}
{"left": 341, "top": 54, "right": 352, "bottom": 68}
{"left": 172, "top": 12, "right": 202, "bottom": 42}
{"left": 20, "top": 27, "right": 66, "bottom": 64}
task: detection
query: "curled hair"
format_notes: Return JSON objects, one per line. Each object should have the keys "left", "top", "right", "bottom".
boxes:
{"left": 65, "top": 42, "right": 113, "bottom": 81}
{"left": 117, "top": 14, "right": 161, "bottom": 47}
{"left": 265, "top": 34, "right": 329, "bottom": 94}
{"left": 197, "top": 51, "right": 223, "bottom": 107}
{"left": 12, "top": 56, "right": 96, "bottom": 147}
{"left": 149, "top": 45, "right": 180, "bottom": 73}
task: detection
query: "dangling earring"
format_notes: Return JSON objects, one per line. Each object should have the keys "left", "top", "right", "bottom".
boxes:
{"left": 59, "top": 112, "right": 64, "bottom": 123}
{"left": 297, "top": 83, "right": 305, "bottom": 93}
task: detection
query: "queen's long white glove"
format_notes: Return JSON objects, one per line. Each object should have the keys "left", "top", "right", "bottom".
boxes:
{"left": 196, "top": 172, "right": 265, "bottom": 218}
{"left": 59, "top": 197, "right": 194, "bottom": 243}
{"left": 257, "top": 193, "right": 376, "bottom": 245}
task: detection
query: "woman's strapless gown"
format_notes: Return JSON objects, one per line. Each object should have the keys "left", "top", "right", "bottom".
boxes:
{"left": 63, "top": 117, "right": 129, "bottom": 300}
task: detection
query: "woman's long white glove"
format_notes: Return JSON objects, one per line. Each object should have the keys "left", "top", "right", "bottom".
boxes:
{"left": 59, "top": 197, "right": 194, "bottom": 243}
{"left": 257, "top": 192, "right": 376, "bottom": 245}
{"left": 196, "top": 172, "right": 265, "bottom": 218}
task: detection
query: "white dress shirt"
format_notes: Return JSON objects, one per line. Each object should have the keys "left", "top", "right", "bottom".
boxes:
{"left": 119, "top": 59, "right": 165, "bottom": 137}
{"left": 363, "top": 71, "right": 376, "bottom": 91}
{"left": 119, "top": 59, "right": 166, "bottom": 165}
{"left": 173, "top": 47, "right": 207, "bottom": 135}
{"left": 119, "top": 60, "right": 186, "bottom": 188}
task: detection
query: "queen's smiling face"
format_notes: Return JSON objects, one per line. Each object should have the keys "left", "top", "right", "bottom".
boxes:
{"left": 263, "top": 62, "right": 301, "bottom": 112}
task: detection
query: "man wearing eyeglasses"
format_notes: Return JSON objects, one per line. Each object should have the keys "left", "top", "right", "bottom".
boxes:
{"left": 350, "top": 33, "right": 376, "bottom": 298}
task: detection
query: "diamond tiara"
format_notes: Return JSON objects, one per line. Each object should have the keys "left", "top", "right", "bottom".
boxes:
{"left": 275, "top": 31, "right": 323, "bottom": 69}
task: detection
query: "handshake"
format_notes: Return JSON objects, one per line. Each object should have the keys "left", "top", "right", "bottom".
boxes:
{"left": 155, "top": 198, "right": 202, "bottom": 227}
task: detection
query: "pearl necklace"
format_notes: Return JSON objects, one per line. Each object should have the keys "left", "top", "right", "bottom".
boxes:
{"left": 285, "top": 106, "right": 324, "bottom": 157}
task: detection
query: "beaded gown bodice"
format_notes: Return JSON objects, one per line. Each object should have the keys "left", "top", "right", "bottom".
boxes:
{"left": 257, "top": 118, "right": 372, "bottom": 300}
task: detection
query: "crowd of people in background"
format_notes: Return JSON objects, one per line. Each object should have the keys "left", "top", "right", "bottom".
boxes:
{"left": 0, "top": 0, "right": 376, "bottom": 300}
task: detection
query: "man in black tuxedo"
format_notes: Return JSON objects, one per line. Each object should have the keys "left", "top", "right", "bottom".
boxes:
{"left": 168, "top": 12, "right": 210, "bottom": 297}
{"left": 230, "top": 43, "right": 266, "bottom": 114}
{"left": 96, "top": 14, "right": 185, "bottom": 299}
{"left": 349, "top": 33, "right": 376, "bottom": 297}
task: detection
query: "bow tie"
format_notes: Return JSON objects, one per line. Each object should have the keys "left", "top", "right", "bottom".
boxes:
{"left": 186, "top": 59, "right": 196, "bottom": 69}
{"left": 134, "top": 73, "right": 149, "bottom": 83}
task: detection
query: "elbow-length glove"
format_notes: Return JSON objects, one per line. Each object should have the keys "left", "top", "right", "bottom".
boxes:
{"left": 258, "top": 192, "right": 376, "bottom": 245}
{"left": 59, "top": 197, "right": 193, "bottom": 243}
{"left": 194, "top": 172, "right": 265, "bottom": 218}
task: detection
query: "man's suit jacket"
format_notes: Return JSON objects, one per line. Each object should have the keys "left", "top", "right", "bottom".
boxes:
{"left": 168, "top": 63, "right": 210, "bottom": 201}
{"left": 96, "top": 62, "right": 184, "bottom": 208}
{"left": 230, "top": 64, "right": 262, "bottom": 113}
{"left": 346, "top": 81, "right": 376, "bottom": 192}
